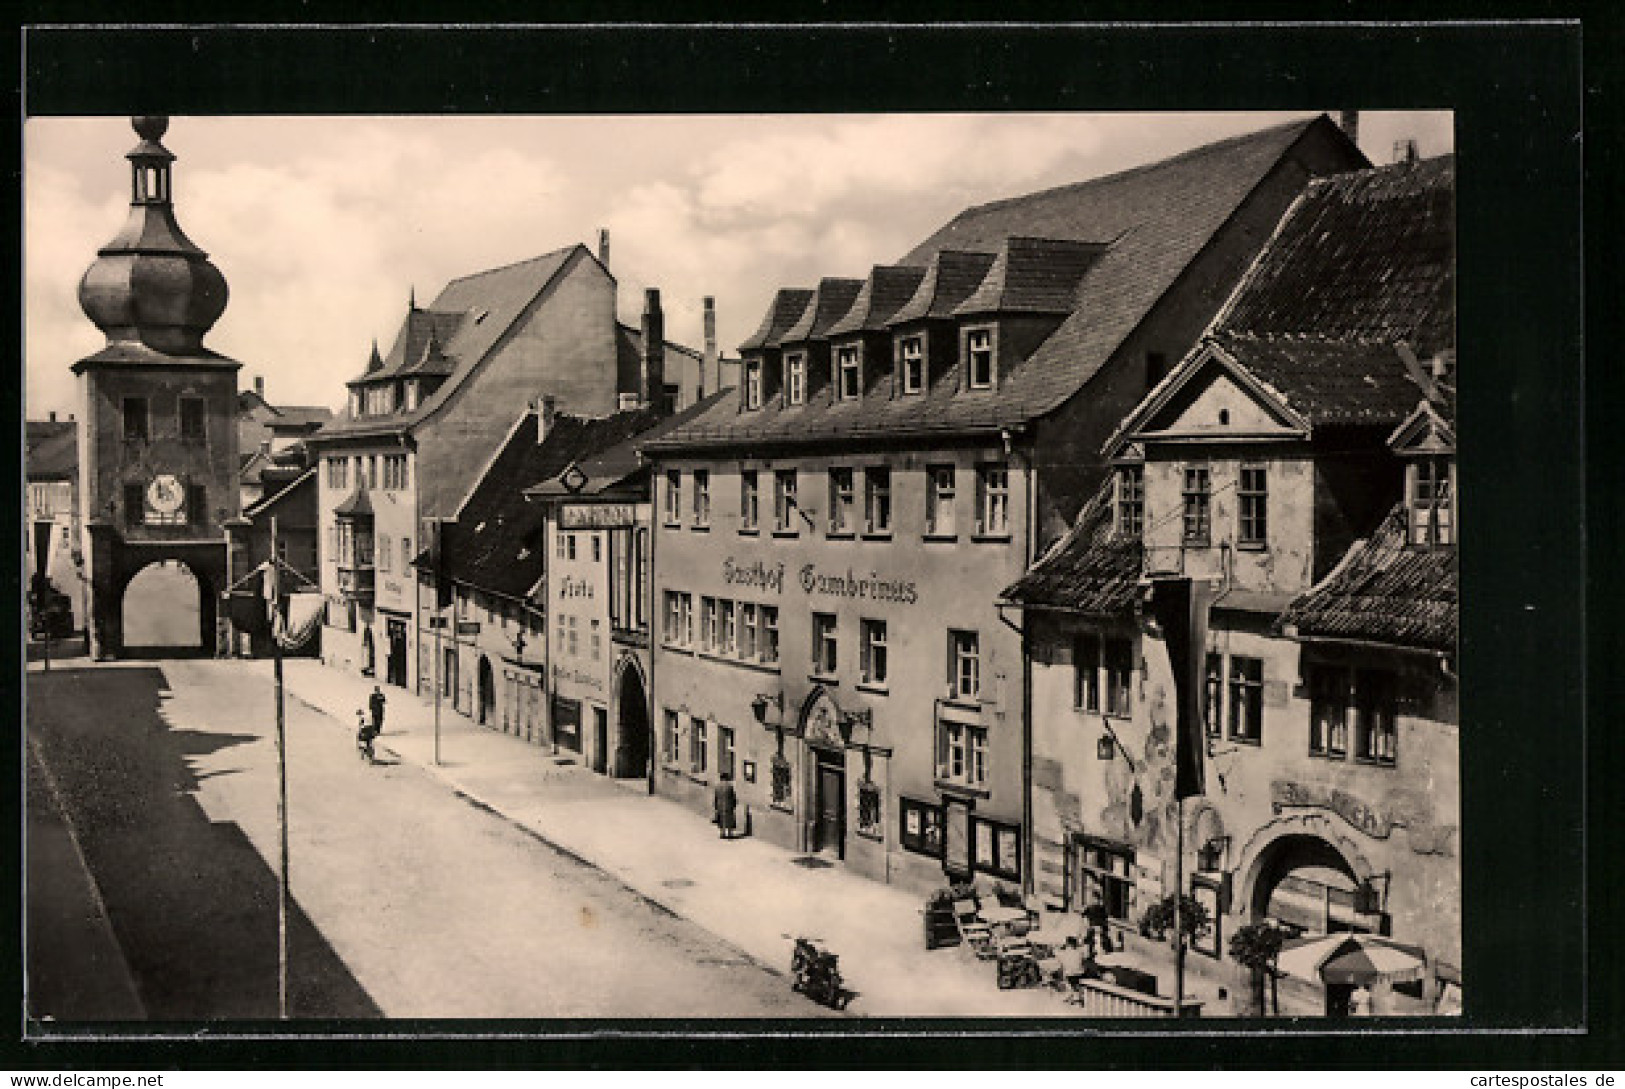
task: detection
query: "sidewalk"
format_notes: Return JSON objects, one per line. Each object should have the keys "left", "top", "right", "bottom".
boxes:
{"left": 273, "top": 657, "right": 1216, "bottom": 1018}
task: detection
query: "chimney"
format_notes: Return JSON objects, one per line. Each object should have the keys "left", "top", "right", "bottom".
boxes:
{"left": 1394, "top": 137, "right": 1419, "bottom": 165}
{"left": 598, "top": 228, "right": 611, "bottom": 268}
{"left": 1337, "top": 110, "right": 1360, "bottom": 146}
{"left": 701, "top": 296, "right": 718, "bottom": 399}
{"left": 536, "top": 394, "right": 557, "bottom": 441}
{"left": 641, "top": 288, "right": 666, "bottom": 413}
{"left": 254, "top": 375, "right": 265, "bottom": 398}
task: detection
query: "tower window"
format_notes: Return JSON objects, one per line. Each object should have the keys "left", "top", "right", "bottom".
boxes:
{"left": 188, "top": 484, "right": 207, "bottom": 526}
{"left": 180, "top": 397, "right": 206, "bottom": 442}
{"left": 123, "top": 398, "right": 149, "bottom": 442}
{"left": 124, "top": 483, "right": 144, "bottom": 527}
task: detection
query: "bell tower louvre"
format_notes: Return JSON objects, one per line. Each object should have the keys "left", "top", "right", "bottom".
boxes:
{"left": 74, "top": 115, "right": 242, "bottom": 659}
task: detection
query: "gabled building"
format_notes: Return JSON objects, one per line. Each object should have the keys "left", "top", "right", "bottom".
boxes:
{"left": 644, "top": 115, "right": 1365, "bottom": 895}
{"left": 26, "top": 415, "right": 87, "bottom": 636}
{"left": 1003, "top": 152, "right": 1457, "bottom": 1014}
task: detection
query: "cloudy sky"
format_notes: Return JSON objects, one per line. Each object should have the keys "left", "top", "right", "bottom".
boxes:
{"left": 24, "top": 110, "right": 1451, "bottom": 420}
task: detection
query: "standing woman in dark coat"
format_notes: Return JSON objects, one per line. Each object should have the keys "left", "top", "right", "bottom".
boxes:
{"left": 713, "top": 773, "right": 738, "bottom": 839}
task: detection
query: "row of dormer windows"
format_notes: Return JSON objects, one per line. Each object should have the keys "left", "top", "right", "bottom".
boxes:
{"left": 740, "top": 325, "right": 999, "bottom": 410}
{"left": 349, "top": 380, "right": 428, "bottom": 419}
{"left": 662, "top": 463, "right": 1011, "bottom": 540}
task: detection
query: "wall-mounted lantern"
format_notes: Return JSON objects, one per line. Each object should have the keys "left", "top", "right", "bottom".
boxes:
{"left": 751, "top": 691, "right": 783, "bottom": 725}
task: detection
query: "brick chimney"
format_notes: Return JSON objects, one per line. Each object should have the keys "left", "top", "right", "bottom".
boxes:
{"left": 1394, "top": 137, "right": 1419, "bottom": 165}
{"left": 254, "top": 374, "right": 265, "bottom": 398}
{"left": 701, "top": 296, "right": 717, "bottom": 399}
{"left": 641, "top": 288, "right": 666, "bottom": 413}
{"left": 598, "top": 228, "right": 610, "bottom": 268}
{"left": 1337, "top": 110, "right": 1360, "bottom": 146}
{"left": 535, "top": 394, "right": 557, "bottom": 441}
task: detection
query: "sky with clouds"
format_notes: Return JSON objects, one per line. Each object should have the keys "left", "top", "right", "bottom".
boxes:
{"left": 24, "top": 110, "right": 1451, "bottom": 420}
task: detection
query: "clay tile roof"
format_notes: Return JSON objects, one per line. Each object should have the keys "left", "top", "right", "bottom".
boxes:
{"left": 25, "top": 421, "right": 78, "bottom": 481}
{"left": 1213, "top": 333, "right": 1426, "bottom": 428}
{"left": 779, "top": 278, "right": 865, "bottom": 344}
{"left": 649, "top": 116, "right": 1357, "bottom": 452}
{"left": 951, "top": 237, "right": 1106, "bottom": 316}
{"left": 1278, "top": 503, "right": 1456, "bottom": 653}
{"left": 739, "top": 288, "right": 816, "bottom": 352}
{"left": 889, "top": 249, "right": 1000, "bottom": 325}
{"left": 1216, "top": 154, "right": 1455, "bottom": 358}
{"left": 1000, "top": 482, "right": 1143, "bottom": 616}
{"left": 826, "top": 265, "right": 929, "bottom": 336}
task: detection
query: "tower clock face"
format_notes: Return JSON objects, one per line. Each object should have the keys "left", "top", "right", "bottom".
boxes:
{"left": 146, "top": 474, "right": 185, "bottom": 515}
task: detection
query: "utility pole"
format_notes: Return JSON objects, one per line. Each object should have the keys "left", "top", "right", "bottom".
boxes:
{"left": 270, "top": 516, "right": 290, "bottom": 1019}
{"left": 433, "top": 518, "right": 442, "bottom": 767}
{"left": 1174, "top": 793, "right": 1186, "bottom": 1018}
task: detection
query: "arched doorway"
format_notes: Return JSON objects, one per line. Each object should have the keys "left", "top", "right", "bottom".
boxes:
{"left": 612, "top": 657, "right": 650, "bottom": 779}
{"left": 477, "top": 655, "right": 496, "bottom": 725}
{"left": 120, "top": 560, "right": 204, "bottom": 653}
{"left": 1249, "top": 833, "right": 1368, "bottom": 938}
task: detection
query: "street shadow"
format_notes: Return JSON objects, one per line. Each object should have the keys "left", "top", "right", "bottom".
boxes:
{"left": 26, "top": 667, "right": 383, "bottom": 1022}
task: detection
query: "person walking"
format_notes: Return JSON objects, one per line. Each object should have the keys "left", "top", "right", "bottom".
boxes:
{"left": 712, "top": 773, "right": 738, "bottom": 839}
{"left": 369, "top": 685, "right": 387, "bottom": 735}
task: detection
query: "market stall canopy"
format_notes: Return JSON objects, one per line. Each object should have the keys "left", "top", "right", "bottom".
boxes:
{"left": 1278, "top": 933, "right": 1427, "bottom": 987}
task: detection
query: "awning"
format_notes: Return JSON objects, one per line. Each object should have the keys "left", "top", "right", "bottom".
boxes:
{"left": 1279, "top": 933, "right": 1428, "bottom": 987}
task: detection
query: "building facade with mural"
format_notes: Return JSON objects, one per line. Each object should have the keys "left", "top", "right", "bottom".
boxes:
{"left": 1002, "top": 153, "right": 1458, "bottom": 1013}
{"left": 643, "top": 116, "right": 1367, "bottom": 895}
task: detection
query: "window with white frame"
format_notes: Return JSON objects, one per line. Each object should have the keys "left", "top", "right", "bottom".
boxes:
{"left": 937, "top": 719, "right": 988, "bottom": 788}
{"left": 720, "top": 597, "right": 737, "bottom": 655}
{"left": 719, "top": 726, "right": 736, "bottom": 781}
{"left": 1308, "top": 664, "right": 1351, "bottom": 758}
{"left": 785, "top": 353, "right": 807, "bottom": 405}
{"left": 760, "top": 605, "right": 780, "bottom": 664}
{"left": 1075, "top": 633, "right": 1134, "bottom": 718}
{"left": 976, "top": 463, "right": 1010, "bottom": 536}
{"left": 927, "top": 464, "right": 956, "bottom": 536}
{"left": 700, "top": 596, "right": 719, "bottom": 652}
{"left": 812, "top": 613, "right": 838, "bottom": 677}
{"left": 860, "top": 618, "right": 888, "bottom": 687}
{"left": 693, "top": 469, "right": 711, "bottom": 528}
{"left": 1076, "top": 837, "right": 1134, "bottom": 922}
{"left": 739, "top": 603, "right": 759, "bottom": 660}
{"left": 690, "top": 717, "right": 708, "bottom": 774}
{"left": 1227, "top": 655, "right": 1263, "bottom": 743}
{"left": 663, "top": 709, "right": 681, "bottom": 765}
{"left": 1116, "top": 465, "right": 1144, "bottom": 539}
{"left": 1238, "top": 463, "right": 1268, "bottom": 546}
{"left": 836, "top": 344, "right": 861, "bottom": 401}
{"left": 740, "top": 470, "right": 759, "bottom": 532}
{"left": 743, "top": 360, "right": 763, "bottom": 410}
{"left": 865, "top": 467, "right": 892, "bottom": 535}
{"left": 1183, "top": 466, "right": 1212, "bottom": 546}
{"left": 774, "top": 469, "right": 798, "bottom": 533}
{"left": 972, "top": 817, "right": 1021, "bottom": 881}
{"left": 1353, "top": 668, "right": 1398, "bottom": 764}
{"left": 828, "top": 468, "right": 855, "bottom": 535}
{"left": 949, "top": 629, "right": 981, "bottom": 701}
{"left": 966, "top": 328, "right": 994, "bottom": 388}
{"left": 1409, "top": 456, "right": 1454, "bottom": 546}
{"left": 567, "top": 615, "right": 580, "bottom": 657}
{"left": 899, "top": 334, "right": 925, "bottom": 394}
{"left": 664, "top": 470, "right": 682, "bottom": 527}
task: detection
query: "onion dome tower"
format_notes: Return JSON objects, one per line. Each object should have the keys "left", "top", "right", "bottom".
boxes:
{"left": 77, "top": 115, "right": 230, "bottom": 356}
{"left": 72, "top": 116, "right": 242, "bottom": 660}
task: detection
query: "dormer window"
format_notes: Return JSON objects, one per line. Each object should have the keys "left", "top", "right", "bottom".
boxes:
{"left": 743, "top": 360, "right": 763, "bottom": 410}
{"left": 966, "top": 327, "right": 995, "bottom": 389}
{"left": 785, "top": 353, "right": 807, "bottom": 405}
{"left": 836, "top": 345, "right": 861, "bottom": 401}
{"left": 1408, "top": 456, "right": 1454, "bottom": 546}
{"left": 899, "top": 335, "right": 925, "bottom": 395}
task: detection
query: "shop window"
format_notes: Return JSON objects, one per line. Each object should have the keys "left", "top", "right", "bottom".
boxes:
{"left": 899, "top": 335, "right": 925, "bottom": 395}
{"left": 179, "top": 397, "right": 206, "bottom": 442}
{"left": 1238, "top": 463, "right": 1268, "bottom": 546}
{"left": 865, "top": 467, "right": 892, "bottom": 535}
{"left": 1183, "top": 466, "right": 1211, "bottom": 546}
{"left": 812, "top": 612, "right": 838, "bottom": 677}
{"left": 856, "top": 780, "right": 883, "bottom": 839}
{"left": 972, "top": 817, "right": 1022, "bottom": 882}
{"left": 860, "top": 618, "right": 888, "bottom": 688}
{"left": 948, "top": 629, "right": 981, "bottom": 701}
{"left": 828, "top": 468, "right": 855, "bottom": 535}
{"left": 975, "top": 463, "right": 1010, "bottom": 537}
{"left": 770, "top": 753, "right": 792, "bottom": 809}
{"left": 1076, "top": 837, "right": 1135, "bottom": 923}
{"left": 900, "top": 797, "right": 945, "bottom": 857}
{"left": 1116, "top": 465, "right": 1144, "bottom": 539}
{"left": 926, "top": 464, "right": 956, "bottom": 537}
{"left": 740, "top": 470, "right": 759, "bottom": 532}
{"left": 937, "top": 720, "right": 988, "bottom": 788}
{"left": 1228, "top": 656, "right": 1263, "bottom": 744}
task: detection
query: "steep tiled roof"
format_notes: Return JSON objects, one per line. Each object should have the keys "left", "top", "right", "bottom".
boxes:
{"left": 826, "top": 265, "right": 928, "bottom": 336}
{"left": 952, "top": 237, "right": 1105, "bottom": 316}
{"left": 1211, "top": 333, "right": 1426, "bottom": 428}
{"left": 1278, "top": 504, "right": 1456, "bottom": 653}
{"left": 433, "top": 407, "right": 662, "bottom": 600}
{"left": 526, "top": 389, "right": 736, "bottom": 500}
{"left": 25, "top": 421, "right": 77, "bottom": 482}
{"left": 1216, "top": 155, "right": 1455, "bottom": 358}
{"left": 1000, "top": 483, "right": 1142, "bottom": 616}
{"left": 652, "top": 116, "right": 1354, "bottom": 451}
{"left": 739, "top": 288, "right": 815, "bottom": 352}
{"left": 889, "top": 249, "right": 999, "bottom": 324}
{"left": 318, "top": 246, "right": 580, "bottom": 441}
{"left": 780, "top": 278, "right": 865, "bottom": 344}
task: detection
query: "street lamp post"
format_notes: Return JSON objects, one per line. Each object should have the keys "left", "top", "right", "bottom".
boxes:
{"left": 270, "top": 516, "right": 290, "bottom": 1019}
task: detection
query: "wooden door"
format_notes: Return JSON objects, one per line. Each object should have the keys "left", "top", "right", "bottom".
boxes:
{"left": 592, "top": 707, "right": 608, "bottom": 774}
{"left": 815, "top": 757, "right": 845, "bottom": 859}
{"left": 945, "top": 799, "right": 972, "bottom": 878}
